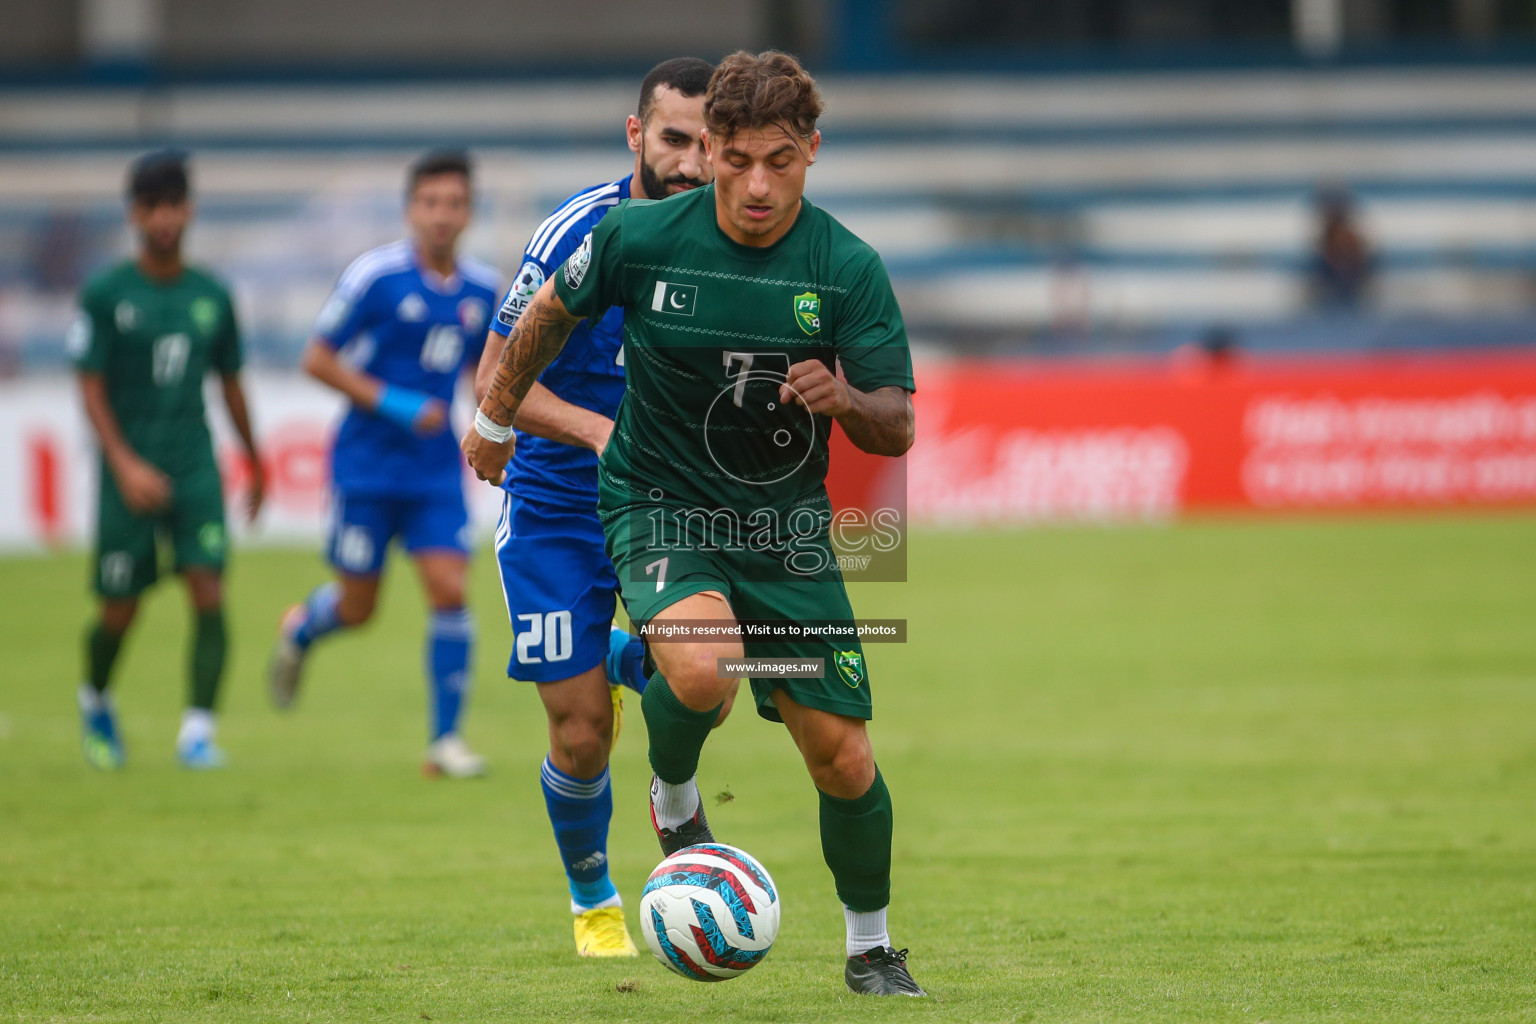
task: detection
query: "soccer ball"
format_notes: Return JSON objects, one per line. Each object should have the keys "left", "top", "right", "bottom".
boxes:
{"left": 639, "top": 843, "right": 780, "bottom": 981}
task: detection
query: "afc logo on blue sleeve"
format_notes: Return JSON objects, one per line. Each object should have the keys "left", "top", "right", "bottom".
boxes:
{"left": 499, "top": 261, "right": 545, "bottom": 328}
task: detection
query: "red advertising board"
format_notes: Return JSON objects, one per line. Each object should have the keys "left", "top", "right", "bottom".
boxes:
{"left": 827, "top": 352, "right": 1536, "bottom": 522}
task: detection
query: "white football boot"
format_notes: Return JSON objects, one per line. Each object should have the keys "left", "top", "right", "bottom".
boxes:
{"left": 266, "top": 605, "right": 307, "bottom": 710}
{"left": 422, "top": 733, "right": 487, "bottom": 778}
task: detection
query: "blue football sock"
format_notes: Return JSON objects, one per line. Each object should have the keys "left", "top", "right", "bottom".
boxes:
{"left": 427, "top": 608, "right": 473, "bottom": 740}
{"left": 291, "top": 582, "right": 343, "bottom": 650}
{"left": 540, "top": 757, "right": 618, "bottom": 910}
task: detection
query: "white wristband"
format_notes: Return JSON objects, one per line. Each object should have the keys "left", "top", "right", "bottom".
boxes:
{"left": 474, "top": 409, "right": 514, "bottom": 443}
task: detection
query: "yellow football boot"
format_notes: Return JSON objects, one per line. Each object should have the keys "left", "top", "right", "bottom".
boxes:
{"left": 574, "top": 906, "right": 640, "bottom": 958}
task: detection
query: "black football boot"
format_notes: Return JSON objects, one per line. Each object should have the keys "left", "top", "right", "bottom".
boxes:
{"left": 845, "top": 946, "right": 926, "bottom": 996}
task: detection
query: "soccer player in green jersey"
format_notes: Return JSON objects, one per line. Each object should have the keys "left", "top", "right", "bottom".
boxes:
{"left": 70, "top": 151, "right": 265, "bottom": 771}
{"left": 462, "top": 52, "right": 924, "bottom": 996}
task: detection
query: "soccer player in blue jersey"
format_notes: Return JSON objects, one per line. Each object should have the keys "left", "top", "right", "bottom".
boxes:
{"left": 474, "top": 57, "right": 729, "bottom": 956}
{"left": 267, "top": 150, "right": 501, "bottom": 778}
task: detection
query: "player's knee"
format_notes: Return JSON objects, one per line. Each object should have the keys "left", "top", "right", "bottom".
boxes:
{"left": 418, "top": 556, "right": 467, "bottom": 610}
{"left": 337, "top": 591, "right": 376, "bottom": 625}
{"left": 552, "top": 716, "right": 611, "bottom": 776}
{"left": 99, "top": 600, "right": 138, "bottom": 633}
{"left": 184, "top": 572, "right": 222, "bottom": 612}
{"left": 808, "top": 732, "right": 875, "bottom": 799}
{"left": 662, "top": 646, "right": 729, "bottom": 709}
{"left": 427, "top": 584, "right": 465, "bottom": 611}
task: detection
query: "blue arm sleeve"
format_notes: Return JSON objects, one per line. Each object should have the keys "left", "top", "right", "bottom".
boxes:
{"left": 374, "top": 385, "right": 433, "bottom": 429}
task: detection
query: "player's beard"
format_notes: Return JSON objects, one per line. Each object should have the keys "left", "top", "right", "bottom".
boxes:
{"left": 638, "top": 140, "right": 707, "bottom": 201}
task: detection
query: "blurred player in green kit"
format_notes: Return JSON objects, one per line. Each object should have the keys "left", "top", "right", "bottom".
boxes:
{"left": 70, "top": 150, "right": 265, "bottom": 771}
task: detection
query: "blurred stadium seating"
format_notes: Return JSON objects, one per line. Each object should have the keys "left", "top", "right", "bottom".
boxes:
{"left": 6, "top": 66, "right": 1536, "bottom": 370}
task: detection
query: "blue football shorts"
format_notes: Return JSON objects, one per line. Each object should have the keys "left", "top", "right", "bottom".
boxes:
{"left": 493, "top": 491, "right": 621, "bottom": 684}
{"left": 326, "top": 490, "right": 470, "bottom": 576}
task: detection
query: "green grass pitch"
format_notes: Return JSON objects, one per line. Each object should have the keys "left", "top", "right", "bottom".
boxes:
{"left": 2, "top": 515, "right": 1535, "bottom": 1022}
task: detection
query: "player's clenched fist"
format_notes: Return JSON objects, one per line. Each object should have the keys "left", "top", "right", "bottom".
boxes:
{"left": 461, "top": 415, "right": 515, "bottom": 487}
{"left": 112, "top": 452, "right": 173, "bottom": 514}
{"left": 780, "top": 358, "right": 852, "bottom": 417}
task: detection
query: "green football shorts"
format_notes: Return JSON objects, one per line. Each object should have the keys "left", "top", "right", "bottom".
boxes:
{"left": 603, "top": 504, "right": 872, "bottom": 723}
{"left": 93, "top": 460, "right": 227, "bottom": 598}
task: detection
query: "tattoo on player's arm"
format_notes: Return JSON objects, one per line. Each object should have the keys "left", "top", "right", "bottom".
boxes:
{"left": 482, "top": 291, "right": 580, "bottom": 426}
{"left": 838, "top": 386, "right": 914, "bottom": 457}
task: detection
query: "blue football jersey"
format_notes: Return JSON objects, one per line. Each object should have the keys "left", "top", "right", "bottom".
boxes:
{"left": 316, "top": 239, "right": 501, "bottom": 497}
{"left": 492, "top": 175, "right": 630, "bottom": 511}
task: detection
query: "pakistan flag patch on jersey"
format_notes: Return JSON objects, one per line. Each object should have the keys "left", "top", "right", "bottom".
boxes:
{"left": 794, "top": 292, "right": 820, "bottom": 336}
{"left": 190, "top": 296, "right": 220, "bottom": 337}
{"left": 835, "top": 649, "right": 864, "bottom": 688}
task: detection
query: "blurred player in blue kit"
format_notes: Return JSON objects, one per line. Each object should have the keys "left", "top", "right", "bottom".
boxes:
{"left": 267, "top": 151, "right": 501, "bottom": 777}
{"left": 474, "top": 58, "right": 735, "bottom": 956}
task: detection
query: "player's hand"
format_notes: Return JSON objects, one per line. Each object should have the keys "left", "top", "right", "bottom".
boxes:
{"left": 112, "top": 454, "right": 172, "bottom": 515}
{"left": 780, "top": 359, "right": 852, "bottom": 417}
{"left": 245, "top": 457, "right": 266, "bottom": 523}
{"left": 413, "top": 398, "right": 449, "bottom": 436}
{"left": 461, "top": 425, "right": 514, "bottom": 487}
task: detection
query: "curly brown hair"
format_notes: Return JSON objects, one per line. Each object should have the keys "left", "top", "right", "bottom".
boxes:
{"left": 704, "top": 50, "right": 824, "bottom": 143}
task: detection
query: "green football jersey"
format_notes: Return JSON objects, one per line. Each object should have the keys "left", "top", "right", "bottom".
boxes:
{"left": 554, "top": 185, "right": 913, "bottom": 533}
{"left": 70, "top": 260, "right": 242, "bottom": 475}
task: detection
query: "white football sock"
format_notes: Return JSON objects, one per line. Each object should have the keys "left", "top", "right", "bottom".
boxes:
{"left": 570, "top": 893, "right": 623, "bottom": 915}
{"left": 845, "top": 906, "right": 890, "bottom": 957}
{"left": 178, "top": 708, "right": 215, "bottom": 746}
{"left": 78, "top": 683, "right": 105, "bottom": 713}
{"left": 650, "top": 775, "right": 701, "bottom": 831}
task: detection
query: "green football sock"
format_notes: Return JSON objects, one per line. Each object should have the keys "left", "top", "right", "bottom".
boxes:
{"left": 642, "top": 672, "right": 722, "bottom": 784}
{"left": 819, "top": 766, "right": 893, "bottom": 913}
{"left": 189, "top": 608, "right": 227, "bottom": 711}
{"left": 85, "top": 621, "right": 126, "bottom": 694}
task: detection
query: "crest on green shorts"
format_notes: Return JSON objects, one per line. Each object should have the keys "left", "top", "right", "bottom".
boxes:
{"left": 834, "top": 649, "right": 864, "bottom": 688}
{"left": 199, "top": 522, "right": 225, "bottom": 556}
{"left": 190, "top": 296, "right": 220, "bottom": 337}
{"left": 794, "top": 292, "right": 820, "bottom": 336}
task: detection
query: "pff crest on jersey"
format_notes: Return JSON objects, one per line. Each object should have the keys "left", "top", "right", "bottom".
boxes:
{"left": 794, "top": 292, "right": 820, "bottom": 336}
{"left": 190, "top": 296, "right": 221, "bottom": 337}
